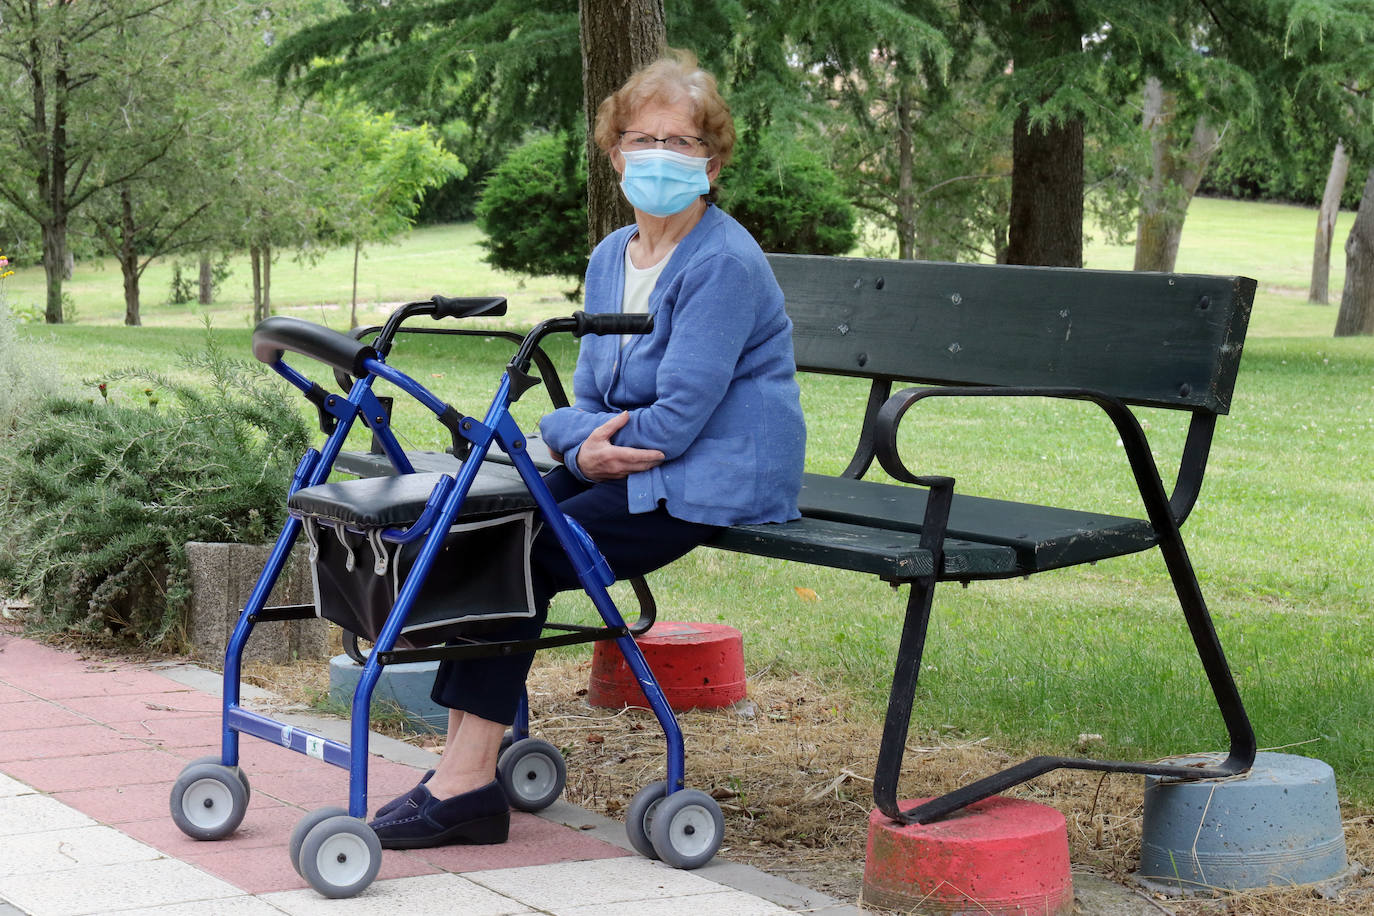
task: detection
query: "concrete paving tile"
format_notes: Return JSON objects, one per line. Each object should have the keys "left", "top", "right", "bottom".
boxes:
{"left": 0, "top": 774, "right": 32, "bottom": 798}
{"left": 248, "top": 767, "right": 352, "bottom": 809}
{"left": 260, "top": 872, "right": 535, "bottom": 916}
{"left": 120, "top": 802, "right": 296, "bottom": 858}
{"left": 465, "top": 857, "right": 730, "bottom": 911}
{"left": 0, "top": 825, "right": 162, "bottom": 878}
{"left": 0, "top": 684, "right": 33, "bottom": 703}
{"left": 55, "top": 781, "right": 188, "bottom": 825}
{"left": 556, "top": 891, "right": 793, "bottom": 916}
{"left": 413, "top": 812, "right": 628, "bottom": 874}
{"left": 0, "top": 793, "right": 96, "bottom": 836}
{"left": 9, "top": 668, "right": 184, "bottom": 701}
{"left": 56, "top": 690, "right": 225, "bottom": 724}
{"left": 0, "top": 700, "right": 90, "bottom": 732}
{"left": 183, "top": 838, "right": 440, "bottom": 896}
{"left": 2, "top": 748, "right": 187, "bottom": 793}
{"left": 107, "top": 898, "right": 285, "bottom": 916}
{"left": 0, "top": 636, "right": 88, "bottom": 675}
{"left": 0, "top": 857, "right": 242, "bottom": 916}
{"left": 109, "top": 713, "right": 227, "bottom": 751}
{"left": 0, "top": 724, "right": 145, "bottom": 763}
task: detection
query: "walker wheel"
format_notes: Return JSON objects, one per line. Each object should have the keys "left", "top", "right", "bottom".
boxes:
{"left": 289, "top": 806, "right": 348, "bottom": 877}
{"left": 298, "top": 815, "right": 382, "bottom": 898}
{"left": 185, "top": 754, "right": 251, "bottom": 805}
{"left": 497, "top": 738, "right": 567, "bottom": 812}
{"left": 169, "top": 762, "right": 249, "bottom": 841}
{"left": 625, "top": 780, "right": 668, "bottom": 860}
{"left": 648, "top": 789, "right": 724, "bottom": 869}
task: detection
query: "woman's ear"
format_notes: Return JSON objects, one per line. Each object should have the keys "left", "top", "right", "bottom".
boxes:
{"left": 610, "top": 146, "right": 626, "bottom": 176}
{"left": 706, "top": 156, "right": 722, "bottom": 183}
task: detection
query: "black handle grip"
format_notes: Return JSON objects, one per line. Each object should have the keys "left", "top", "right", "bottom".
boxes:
{"left": 252, "top": 316, "right": 378, "bottom": 376}
{"left": 572, "top": 311, "right": 654, "bottom": 337}
{"left": 430, "top": 295, "right": 507, "bottom": 320}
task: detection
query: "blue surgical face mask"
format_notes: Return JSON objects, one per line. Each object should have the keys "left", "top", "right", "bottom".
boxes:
{"left": 619, "top": 148, "right": 711, "bottom": 217}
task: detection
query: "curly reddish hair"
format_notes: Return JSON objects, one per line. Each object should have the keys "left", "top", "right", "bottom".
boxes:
{"left": 593, "top": 48, "right": 735, "bottom": 168}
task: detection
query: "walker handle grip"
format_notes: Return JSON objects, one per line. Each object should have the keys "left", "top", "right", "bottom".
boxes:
{"left": 572, "top": 312, "right": 654, "bottom": 337}
{"left": 430, "top": 295, "right": 507, "bottom": 320}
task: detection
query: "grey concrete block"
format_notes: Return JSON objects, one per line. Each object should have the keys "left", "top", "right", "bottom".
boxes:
{"left": 185, "top": 541, "right": 328, "bottom": 664}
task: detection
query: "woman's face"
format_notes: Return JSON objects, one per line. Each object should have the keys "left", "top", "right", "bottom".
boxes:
{"left": 612, "top": 100, "right": 721, "bottom": 184}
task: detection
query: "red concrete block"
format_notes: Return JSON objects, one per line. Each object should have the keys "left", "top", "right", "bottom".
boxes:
{"left": 862, "top": 797, "right": 1073, "bottom": 915}
{"left": 587, "top": 621, "right": 746, "bottom": 711}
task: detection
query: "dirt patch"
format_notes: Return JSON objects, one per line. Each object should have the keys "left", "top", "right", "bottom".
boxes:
{"left": 239, "top": 653, "right": 1374, "bottom": 913}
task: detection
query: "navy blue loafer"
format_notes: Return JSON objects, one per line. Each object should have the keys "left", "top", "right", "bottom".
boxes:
{"left": 374, "top": 769, "right": 435, "bottom": 819}
{"left": 368, "top": 780, "right": 510, "bottom": 849}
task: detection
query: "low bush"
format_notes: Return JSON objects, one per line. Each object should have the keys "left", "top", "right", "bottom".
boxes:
{"left": 0, "top": 329, "right": 311, "bottom": 648}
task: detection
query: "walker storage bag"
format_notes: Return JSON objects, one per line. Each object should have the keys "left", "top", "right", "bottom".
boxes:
{"left": 287, "top": 466, "right": 539, "bottom": 649}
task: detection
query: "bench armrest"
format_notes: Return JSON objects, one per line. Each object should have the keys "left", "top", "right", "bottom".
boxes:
{"left": 874, "top": 384, "right": 1190, "bottom": 535}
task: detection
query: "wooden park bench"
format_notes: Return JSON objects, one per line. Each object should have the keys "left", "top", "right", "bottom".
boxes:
{"left": 336, "top": 253, "right": 1259, "bottom": 826}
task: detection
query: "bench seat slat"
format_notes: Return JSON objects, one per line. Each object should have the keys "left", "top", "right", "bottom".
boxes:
{"left": 708, "top": 518, "right": 1016, "bottom": 580}
{"left": 799, "top": 474, "right": 1158, "bottom": 573}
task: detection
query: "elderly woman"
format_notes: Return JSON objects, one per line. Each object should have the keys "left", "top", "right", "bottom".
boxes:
{"left": 368, "top": 49, "right": 805, "bottom": 849}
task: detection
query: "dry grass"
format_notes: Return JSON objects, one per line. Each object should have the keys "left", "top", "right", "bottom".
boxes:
{"left": 245, "top": 651, "right": 1374, "bottom": 913}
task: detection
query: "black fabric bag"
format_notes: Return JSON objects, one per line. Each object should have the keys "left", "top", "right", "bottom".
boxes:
{"left": 288, "top": 468, "right": 539, "bottom": 649}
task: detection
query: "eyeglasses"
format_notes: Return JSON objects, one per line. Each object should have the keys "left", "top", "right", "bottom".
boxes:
{"left": 619, "top": 130, "right": 708, "bottom": 154}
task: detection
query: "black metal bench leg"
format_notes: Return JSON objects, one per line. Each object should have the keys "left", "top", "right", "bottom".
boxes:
{"left": 873, "top": 476, "right": 954, "bottom": 824}
{"left": 1155, "top": 522, "right": 1257, "bottom": 772}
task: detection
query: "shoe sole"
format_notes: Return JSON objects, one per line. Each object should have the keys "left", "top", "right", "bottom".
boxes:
{"left": 376, "top": 812, "right": 511, "bottom": 849}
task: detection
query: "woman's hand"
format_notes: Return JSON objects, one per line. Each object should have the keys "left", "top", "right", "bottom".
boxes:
{"left": 575, "top": 411, "right": 665, "bottom": 481}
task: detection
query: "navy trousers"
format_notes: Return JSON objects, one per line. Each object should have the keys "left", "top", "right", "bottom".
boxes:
{"left": 430, "top": 468, "right": 718, "bottom": 724}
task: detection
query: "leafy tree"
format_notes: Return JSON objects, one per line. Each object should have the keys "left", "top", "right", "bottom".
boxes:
{"left": 314, "top": 105, "right": 464, "bottom": 326}
{"left": 0, "top": 0, "right": 253, "bottom": 323}
{"left": 475, "top": 133, "right": 589, "bottom": 296}
{"left": 259, "top": 0, "right": 676, "bottom": 251}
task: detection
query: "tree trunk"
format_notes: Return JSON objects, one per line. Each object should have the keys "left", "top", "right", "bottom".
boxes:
{"left": 579, "top": 0, "right": 665, "bottom": 251}
{"left": 251, "top": 245, "right": 264, "bottom": 324}
{"left": 1006, "top": 110, "right": 1083, "bottom": 267}
{"left": 198, "top": 256, "right": 213, "bottom": 304}
{"left": 351, "top": 242, "right": 361, "bottom": 329}
{"left": 1134, "top": 78, "right": 1223, "bottom": 273}
{"left": 119, "top": 189, "right": 141, "bottom": 326}
{"left": 262, "top": 244, "right": 272, "bottom": 320}
{"left": 1309, "top": 140, "right": 1350, "bottom": 304}
{"left": 1005, "top": 2, "right": 1083, "bottom": 268}
{"left": 1335, "top": 167, "right": 1374, "bottom": 336}
{"left": 895, "top": 81, "right": 916, "bottom": 260}
{"left": 41, "top": 224, "right": 67, "bottom": 324}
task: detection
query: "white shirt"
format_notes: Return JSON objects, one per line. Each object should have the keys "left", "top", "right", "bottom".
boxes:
{"left": 621, "top": 245, "right": 671, "bottom": 346}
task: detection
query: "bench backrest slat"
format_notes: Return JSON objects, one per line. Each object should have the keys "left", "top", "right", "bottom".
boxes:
{"left": 768, "top": 254, "right": 1255, "bottom": 414}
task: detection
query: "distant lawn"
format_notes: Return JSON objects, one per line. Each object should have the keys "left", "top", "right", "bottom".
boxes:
{"left": 1, "top": 195, "right": 1358, "bottom": 338}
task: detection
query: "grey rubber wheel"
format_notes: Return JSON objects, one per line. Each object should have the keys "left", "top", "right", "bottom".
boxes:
{"left": 169, "top": 762, "right": 249, "bottom": 841}
{"left": 298, "top": 815, "right": 382, "bottom": 899}
{"left": 289, "top": 806, "right": 348, "bottom": 877}
{"left": 625, "top": 781, "right": 668, "bottom": 860}
{"left": 649, "top": 789, "right": 724, "bottom": 869}
{"left": 184, "top": 754, "right": 250, "bottom": 806}
{"left": 497, "top": 738, "right": 567, "bottom": 812}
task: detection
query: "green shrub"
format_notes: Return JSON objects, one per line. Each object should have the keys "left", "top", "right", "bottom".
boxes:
{"left": 716, "top": 132, "right": 858, "bottom": 256}
{"left": 0, "top": 330, "right": 311, "bottom": 648}
{"left": 476, "top": 132, "right": 588, "bottom": 296}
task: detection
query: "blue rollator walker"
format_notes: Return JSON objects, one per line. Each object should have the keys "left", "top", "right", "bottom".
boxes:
{"left": 168, "top": 296, "right": 726, "bottom": 898}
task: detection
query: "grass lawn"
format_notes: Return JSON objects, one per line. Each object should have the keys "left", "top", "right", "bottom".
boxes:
{"left": 6, "top": 196, "right": 1373, "bottom": 804}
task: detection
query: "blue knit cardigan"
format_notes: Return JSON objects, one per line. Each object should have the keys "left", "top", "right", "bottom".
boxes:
{"left": 539, "top": 205, "right": 805, "bottom": 527}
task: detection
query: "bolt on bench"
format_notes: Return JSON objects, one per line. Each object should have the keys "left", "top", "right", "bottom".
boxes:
{"left": 338, "top": 252, "right": 1259, "bottom": 827}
